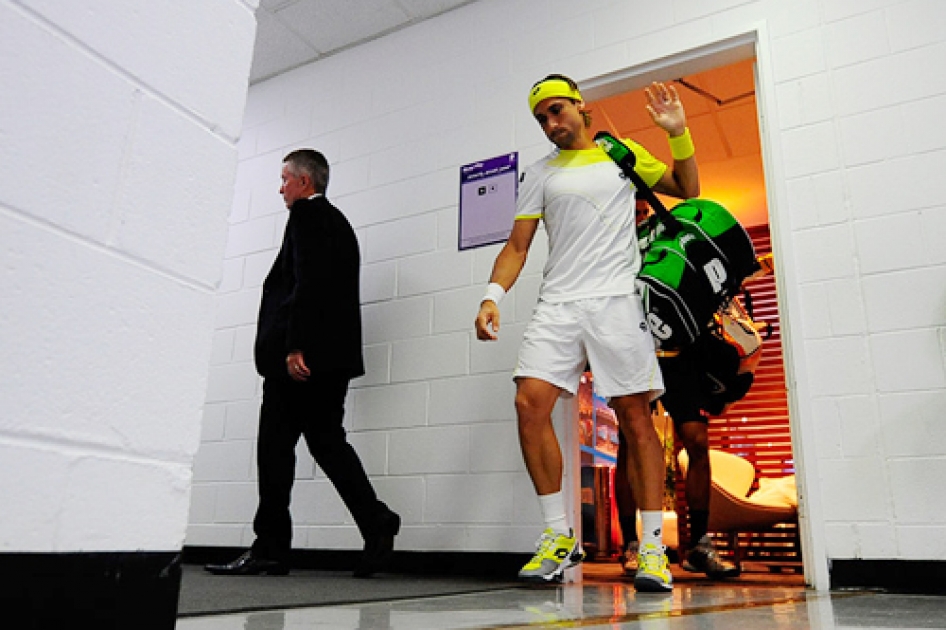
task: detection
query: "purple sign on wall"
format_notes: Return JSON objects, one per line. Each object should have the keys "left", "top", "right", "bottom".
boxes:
{"left": 458, "top": 152, "right": 518, "bottom": 250}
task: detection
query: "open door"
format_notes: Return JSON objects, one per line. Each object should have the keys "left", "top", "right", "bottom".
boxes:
{"left": 577, "top": 56, "right": 800, "bottom": 574}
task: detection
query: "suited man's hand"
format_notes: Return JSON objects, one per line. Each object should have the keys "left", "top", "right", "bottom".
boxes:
{"left": 287, "top": 350, "right": 310, "bottom": 382}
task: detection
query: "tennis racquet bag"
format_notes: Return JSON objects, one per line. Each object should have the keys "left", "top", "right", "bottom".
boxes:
{"left": 595, "top": 131, "right": 760, "bottom": 349}
{"left": 700, "top": 292, "right": 771, "bottom": 414}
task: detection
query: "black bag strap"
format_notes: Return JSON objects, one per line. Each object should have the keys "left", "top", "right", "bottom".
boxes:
{"left": 594, "top": 131, "right": 681, "bottom": 236}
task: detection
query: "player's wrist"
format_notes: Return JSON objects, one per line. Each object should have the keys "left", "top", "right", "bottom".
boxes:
{"left": 668, "top": 127, "right": 695, "bottom": 160}
{"left": 481, "top": 282, "right": 505, "bottom": 305}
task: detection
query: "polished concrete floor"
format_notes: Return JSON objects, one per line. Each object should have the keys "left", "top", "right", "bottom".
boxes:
{"left": 175, "top": 561, "right": 946, "bottom": 629}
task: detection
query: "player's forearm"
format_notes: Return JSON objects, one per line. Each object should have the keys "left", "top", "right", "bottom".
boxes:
{"left": 488, "top": 245, "right": 527, "bottom": 290}
{"left": 670, "top": 154, "right": 700, "bottom": 199}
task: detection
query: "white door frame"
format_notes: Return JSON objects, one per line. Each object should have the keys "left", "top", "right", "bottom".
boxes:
{"left": 574, "top": 23, "right": 830, "bottom": 591}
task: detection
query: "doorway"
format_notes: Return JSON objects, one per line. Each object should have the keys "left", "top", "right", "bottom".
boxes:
{"left": 575, "top": 55, "right": 801, "bottom": 579}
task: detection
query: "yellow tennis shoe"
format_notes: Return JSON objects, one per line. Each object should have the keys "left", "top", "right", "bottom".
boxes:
{"left": 634, "top": 542, "right": 673, "bottom": 592}
{"left": 518, "top": 528, "right": 584, "bottom": 583}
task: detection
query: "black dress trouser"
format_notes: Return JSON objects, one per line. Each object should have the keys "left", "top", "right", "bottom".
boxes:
{"left": 251, "top": 374, "right": 386, "bottom": 560}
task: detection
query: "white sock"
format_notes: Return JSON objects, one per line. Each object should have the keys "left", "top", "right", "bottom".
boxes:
{"left": 537, "top": 492, "right": 569, "bottom": 535}
{"left": 640, "top": 511, "right": 664, "bottom": 548}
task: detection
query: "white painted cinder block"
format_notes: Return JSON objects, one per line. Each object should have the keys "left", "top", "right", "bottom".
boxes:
{"left": 428, "top": 373, "right": 516, "bottom": 425}
{"left": 232, "top": 326, "right": 257, "bottom": 364}
{"left": 823, "top": 278, "right": 868, "bottom": 336}
{"left": 362, "top": 296, "right": 433, "bottom": 344}
{"left": 0, "top": 10, "right": 131, "bottom": 242}
{"left": 187, "top": 485, "right": 217, "bottom": 525}
{"left": 361, "top": 261, "right": 398, "bottom": 304}
{"left": 18, "top": 0, "right": 255, "bottom": 139}
{"left": 806, "top": 336, "right": 873, "bottom": 397}
{"left": 389, "top": 426, "right": 471, "bottom": 475}
{"left": 218, "top": 258, "right": 246, "bottom": 294}
{"left": 225, "top": 215, "right": 279, "bottom": 259}
{"left": 781, "top": 121, "right": 841, "bottom": 180}
{"left": 205, "top": 363, "right": 260, "bottom": 404}
{"left": 837, "top": 395, "right": 882, "bottom": 458}
{"left": 185, "top": 524, "right": 247, "bottom": 549}
{"left": 862, "top": 267, "right": 946, "bottom": 333}
{"left": 824, "top": 11, "right": 889, "bottom": 69}
{"left": 796, "top": 284, "right": 833, "bottom": 339}
{"left": 793, "top": 224, "right": 856, "bottom": 283}
{"left": 1, "top": 217, "right": 215, "bottom": 458}
{"left": 839, "top": 108, "right": 906, "bottom": 168}
{"left": 870, "top": 329, "right": 946, "bottom": 393}
{"left": 395, "top": 525, "right": 469, "bottom": 552}
{"left": 425, "top": 473, "right": 518, "bottom": 524}
{"left": 785, "top": 170, "right": 848, "bottom": 231}
{"left": 242, "top": 250, "right": 277, "bottom": 289}
{"left": 775, "top": 73, "right": 834, "bottom": 131}
{"left": 339, "top": 170, "right": 458, "bottom": 229}
{"left": 852, "top": 523, "right": 899, "bottom": 558}
{"left": 201, "top": 404, "right": 227, "bottom": 443}
{"left": 210, "top": 329, "right": 237, "bottom": 366}
{"left": 434, "top": 286, "right": 491, "bottom": 335}
{"left": 772, "top": 29, "right": 826, "bottom": 83}
{"left": 291, "top": 480, "right": 351, "bottom": 526}
{"left": 855, "top": 214, "right": 922, "bottom": 275}
{"left": 811, "top": 397, "right": 843, "bottom": 459}
{"left": 470, "top": 422, "right": 524, "bottom": 473}
{"left": 878, "top": 391, "right": 946, "bottom": 458}
{"left": 390, "top": 332, "right": 470, "bottom": 382}
{"left": 898, "top": 526, "right": 946, "bottom": 560}
{"left": 212, "top": 482, "right": 260, "bottom": 524}
{"left": 191, "top": 441, "right": 254, "bottom": 483}
{"left": 819, "top": 458, "right": 892, "bottom": 522}
{"left": 111, "top": 96, "right": 235, "bottom": 284}
{"left": 888, "top": 458, "right": 946, "bottom": 523}
{"left": 350, "top": 382, "right": 428, "bottom": 432}
{"left": 397, "top": 249, "right": 475, "bottom": 298}
{"left": 215, "top": 289, "right": 263, "bottom": 329}
{"left": 364, "top": 214, "right": 438, "bottom": 263}
{"left": 825, "top": 522, "right": 899, "bottom": 559}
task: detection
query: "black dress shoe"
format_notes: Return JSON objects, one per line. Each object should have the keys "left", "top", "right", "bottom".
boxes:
{"left": 353, "top": 510, "right": 401, "bottom": 578}
{"left": 204, "top": 550, "right": 289, "bottom": 576}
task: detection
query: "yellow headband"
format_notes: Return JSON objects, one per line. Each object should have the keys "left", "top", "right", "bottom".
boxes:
{"left": 528, "top": 78, "right": 583, "bottom": 113}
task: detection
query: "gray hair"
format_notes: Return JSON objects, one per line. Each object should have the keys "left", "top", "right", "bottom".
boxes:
{"left": 283, "top": 149, "right": 329, "bottom": 193}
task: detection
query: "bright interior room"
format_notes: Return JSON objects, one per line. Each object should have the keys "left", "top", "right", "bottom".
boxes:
{"left": 577, "top": 58, "right": 802, "bottom": 585}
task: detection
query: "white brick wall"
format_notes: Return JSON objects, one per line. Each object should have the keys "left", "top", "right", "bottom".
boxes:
{"left": 0, "top": 0, "right": 255, "bottom": 552}
{"left": 189, "top": 0, "right": 946, "bottom": 576}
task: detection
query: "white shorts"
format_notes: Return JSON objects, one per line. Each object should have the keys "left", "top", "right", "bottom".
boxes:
{"left": 514, "top": 295, "right": 664, "bottom": 399}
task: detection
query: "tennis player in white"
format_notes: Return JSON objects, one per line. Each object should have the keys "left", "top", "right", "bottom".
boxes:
{"left": 474, "top": 74, "right": 699, "bottom": 590}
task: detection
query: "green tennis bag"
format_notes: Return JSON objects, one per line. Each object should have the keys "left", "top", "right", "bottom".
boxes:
{"left": 595, "top": 131, "right": 760, "bottom": 349}
{"left": 635, "top": 199, "right": 759, "bottom": 348}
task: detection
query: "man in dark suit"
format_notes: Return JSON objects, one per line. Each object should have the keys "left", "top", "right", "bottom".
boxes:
{"left": 206, "top": 149, "right": 400, "bottom": 578}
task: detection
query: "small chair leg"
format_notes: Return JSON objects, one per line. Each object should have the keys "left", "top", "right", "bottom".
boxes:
{"left": 728, "top": 531, "right": 743, "bottom": 571}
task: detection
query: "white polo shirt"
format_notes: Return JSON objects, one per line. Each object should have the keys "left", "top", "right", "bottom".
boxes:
{"left": 516, "top": 140, "right": 667, "bottom": 303}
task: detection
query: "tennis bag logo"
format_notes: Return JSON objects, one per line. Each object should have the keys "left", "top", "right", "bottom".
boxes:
{"left": 637, "top": 199, "right": 758, "bottom": 350}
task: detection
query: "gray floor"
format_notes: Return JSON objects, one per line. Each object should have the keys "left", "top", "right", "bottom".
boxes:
{"left": 175, "top": 562, "right": 946, "bottom": 629}
{"left": 178, "top": 564, "right": 520, "bottom": 616}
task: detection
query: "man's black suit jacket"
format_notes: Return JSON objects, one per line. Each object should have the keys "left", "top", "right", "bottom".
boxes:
{"left": 254, "top": 195, "right": 365, "bottom": 380}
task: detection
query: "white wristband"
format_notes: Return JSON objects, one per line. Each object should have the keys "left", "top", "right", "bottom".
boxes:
{"left": 482, "top": 282, "right": 506, "bottom": 305}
